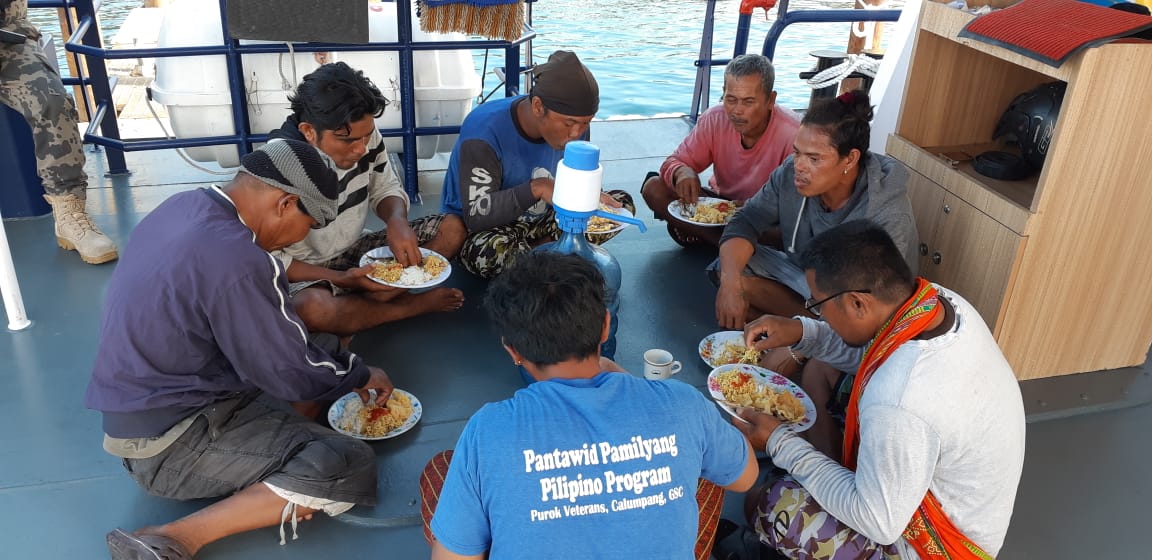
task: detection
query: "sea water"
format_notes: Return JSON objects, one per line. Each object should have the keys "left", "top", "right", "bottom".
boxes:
{"left": 27, "top": 0, "right": 895, "bottom": 116}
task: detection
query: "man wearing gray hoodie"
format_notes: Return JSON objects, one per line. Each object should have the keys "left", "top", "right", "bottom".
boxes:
{"left": 713, "top": 90, "right": 918, "bottom": 330}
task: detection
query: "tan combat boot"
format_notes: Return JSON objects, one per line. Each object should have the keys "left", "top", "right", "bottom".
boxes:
{"left": 43, "top": 193, "right": 119, "bottom": 264}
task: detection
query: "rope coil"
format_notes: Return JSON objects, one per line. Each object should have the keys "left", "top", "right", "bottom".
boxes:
{"left": 805, "top": 54, "right": 881, "bottom": 90}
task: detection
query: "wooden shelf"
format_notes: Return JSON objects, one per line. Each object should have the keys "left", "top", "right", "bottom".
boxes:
{"left": 892, "top": 1, "right": 1152, "bottom": 379}
{"left": 887, "top": 135, "right": 1031, "bottom": 233}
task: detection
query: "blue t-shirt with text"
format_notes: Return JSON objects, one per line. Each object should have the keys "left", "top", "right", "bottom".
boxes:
{"left": 431, "top": 372, "right": 749, "bottom": 559}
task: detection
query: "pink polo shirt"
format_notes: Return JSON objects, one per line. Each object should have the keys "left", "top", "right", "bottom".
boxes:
{"left": 660, "top": 104, "right": 801, "bottom": 201}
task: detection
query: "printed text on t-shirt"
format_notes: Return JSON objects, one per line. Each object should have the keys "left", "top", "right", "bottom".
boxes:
{"left": 467, "top": 166, "right": 493, "bottom": 216}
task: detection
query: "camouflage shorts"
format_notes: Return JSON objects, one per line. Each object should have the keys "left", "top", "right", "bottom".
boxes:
{"left": 752, "top": 476, "right": 905, "bottom": 559}
{"left": 457, "top": 190, "right": 635, "bottom": 279}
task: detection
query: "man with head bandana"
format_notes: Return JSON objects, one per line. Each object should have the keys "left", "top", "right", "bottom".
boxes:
{"left": 440, "top": 50, "right": 636, "bottom": 279}
{"left": 87, "top": 139, "right": 396, "bottom": 560}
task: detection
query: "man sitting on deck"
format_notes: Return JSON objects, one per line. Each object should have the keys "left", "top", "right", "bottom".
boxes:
{"left": 731, "top": 220, "right": 1025, "bottom": 559}
{"left": 440, "top": 50, "right": 635, "bottom": 279}
{"left": 711, "top": 90, "right": 917, "bottom": 390}
{"left": 269, "top": 62, "right": 466, "bottom": 339}
{"left": 86, "top": 140, "right": 395, "bottom": 560}
{"left": 641, "top": 53, "right": 800, "bottom": 248}
{"left": 420, "top": 251, "right": 759, "bottom": 559}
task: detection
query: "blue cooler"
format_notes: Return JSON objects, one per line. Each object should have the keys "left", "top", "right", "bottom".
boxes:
{"left": 0, "top": 104, "right": 51, "bottom": 218}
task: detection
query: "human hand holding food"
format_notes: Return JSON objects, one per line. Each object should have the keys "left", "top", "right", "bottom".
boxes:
{"left": 339, "top": 265, "right": 403, "bottom": 292}
{"left": 673, "top": 167, "right": 702, "bottom": 205}
{"left": 733, "top": 406, "right": 784, "bottom": 450}
{"left": 530, "top": 177, "right": 556, "bottom": 204}
{"left": 744, "top": 315, "right": 803, "bottom": 352}
{"left": 356, "top": 366, "right": 395, "bottom": 406}
{"left": 386, "top": 222, "right": 422, "bottom": 267}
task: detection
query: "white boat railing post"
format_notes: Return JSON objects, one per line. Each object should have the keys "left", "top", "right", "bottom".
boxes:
{"left": 0, "top": 213, "right": 32, "bottom": 331}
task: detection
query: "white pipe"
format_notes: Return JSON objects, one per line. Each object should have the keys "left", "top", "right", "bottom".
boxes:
{"left": 0, "top": 214, "right": 32, "bottom": 331}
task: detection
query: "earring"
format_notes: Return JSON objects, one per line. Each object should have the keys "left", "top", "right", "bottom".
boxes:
{"left": 843, "top": 167, "right": 850, "bottom": 175}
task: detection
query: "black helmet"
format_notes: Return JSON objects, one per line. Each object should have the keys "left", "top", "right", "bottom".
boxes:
{"left": 992, "top": 81, "right": 1067, "bottom": 171}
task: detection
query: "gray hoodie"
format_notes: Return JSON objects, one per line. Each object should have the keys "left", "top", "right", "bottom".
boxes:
{"left": 720, "top": 152, "right": 919, "bottom": 274}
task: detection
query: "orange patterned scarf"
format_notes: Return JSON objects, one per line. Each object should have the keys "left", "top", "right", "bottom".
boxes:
{"left": 841, "top": 279, "right": 994, "bottom": 560}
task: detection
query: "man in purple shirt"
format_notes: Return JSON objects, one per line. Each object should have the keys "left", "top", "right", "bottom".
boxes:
{"left": 87, "top": 140, "right": 395, "bottom": 560}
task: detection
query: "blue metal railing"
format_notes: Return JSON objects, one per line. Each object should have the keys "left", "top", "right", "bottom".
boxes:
{"left": 690, "top": 0, "right": 902, "bottom": 122}
{"left": 30, "top": 0, "right": 534, "bottom": 201}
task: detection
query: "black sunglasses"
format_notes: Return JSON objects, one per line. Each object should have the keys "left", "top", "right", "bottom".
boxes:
{"left": 804, "top": 289, "right": 871, "bottom": 317}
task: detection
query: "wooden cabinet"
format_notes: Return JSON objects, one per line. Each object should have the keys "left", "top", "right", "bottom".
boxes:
{"left": 888, "top": 2, "right": 1152, "bottom": 379}
{"left": 906, "top": 169, "right": 1023, "bottom": 325}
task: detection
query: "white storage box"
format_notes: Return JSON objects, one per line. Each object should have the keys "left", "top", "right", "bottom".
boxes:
{"left": 150, "top": 0, "right": 481, "bottom": 167}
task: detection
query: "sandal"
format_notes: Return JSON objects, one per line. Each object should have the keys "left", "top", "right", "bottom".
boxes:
{"left": 107, "top": 528, "right": 191, "bottom": 560}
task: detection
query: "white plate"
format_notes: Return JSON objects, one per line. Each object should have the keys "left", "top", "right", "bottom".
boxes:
{"left": 328, "top": 388, "right": 422, "bottom": 441}
{"left": 586, "top": 206, "right": 635, "bottom": 235}
{"left": 707, "top": 364, "right": 817, "bottom": 432}
{"left": 360, "top": 247, "right": 451, "bottom": 289}
{"left": 667, "top": 197, "right": 736, "bottom": 227}
{"left": 698, "top": 330, "right": 750, "bottom": 368}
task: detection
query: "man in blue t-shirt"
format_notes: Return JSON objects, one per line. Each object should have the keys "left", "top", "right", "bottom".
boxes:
{"left": 440, "top": 50, "right": 635, "bottom": 279}
{"left": 422, "top": 252, "right": 758, "bottom": 559}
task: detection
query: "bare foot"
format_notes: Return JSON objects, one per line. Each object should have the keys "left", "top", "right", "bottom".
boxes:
{"left": 364, "top": 288, "right": 405, "bottom": 303}
{"left": 405, "top": 288, "right": 465, "bottom": 313}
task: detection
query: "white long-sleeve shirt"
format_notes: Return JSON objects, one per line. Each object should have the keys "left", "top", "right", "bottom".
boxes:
{"left": 769, "top": 286, "right": 1025, "bottom": 557}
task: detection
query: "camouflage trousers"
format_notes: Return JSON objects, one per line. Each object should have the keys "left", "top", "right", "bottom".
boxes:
{"left": 753, "top": 476, "right": 905, "bottom": 559}
{"left": 0, "top": 30, "right": 87, "bottom": 197}
{"left": 457, "top": 190, "right": 635, "bottom": 279}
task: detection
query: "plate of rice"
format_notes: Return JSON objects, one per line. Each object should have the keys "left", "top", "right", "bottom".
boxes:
{"left": 328, "top": 388, "right": 422, "bottom": 441}
{"left": 586, "top": 205, "right": 634, "bottom": 235}
{"left": 699, "top": 331, "right": 762, "bottom": 367}
{"left": 707, "top": 364, "right": 816, "bottom": 432}
{"left": 668, "top": 197, "right": 738, "bottom": 227}
{"left": 360, "top": 247, "right": 451, "bottom": 289}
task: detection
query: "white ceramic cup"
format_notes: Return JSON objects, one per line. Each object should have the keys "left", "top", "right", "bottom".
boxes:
{"left": 644, "top": 349, "right": 682, "bottom": 380}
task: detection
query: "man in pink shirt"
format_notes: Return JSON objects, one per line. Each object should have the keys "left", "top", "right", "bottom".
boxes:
{"left": 641, "top": 54, "right": 800, "bottom": 248}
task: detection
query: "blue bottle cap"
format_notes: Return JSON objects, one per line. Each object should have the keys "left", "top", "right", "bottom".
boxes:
{"left": 563, "top": 141, "right": 600, "bottom": 171}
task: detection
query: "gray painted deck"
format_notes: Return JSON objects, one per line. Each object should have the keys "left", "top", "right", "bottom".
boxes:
{"left": 1, "top": 117, "right": 1148, "bottom": 559}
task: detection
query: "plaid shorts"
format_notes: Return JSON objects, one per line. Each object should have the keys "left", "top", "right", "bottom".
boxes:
{"left": 289, "top": 214, "right": 448, "bottom": 296}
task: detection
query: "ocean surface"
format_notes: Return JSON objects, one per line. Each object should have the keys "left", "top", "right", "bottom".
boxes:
{"left": 26, "top": 0, "right": 898, "bottom": 116}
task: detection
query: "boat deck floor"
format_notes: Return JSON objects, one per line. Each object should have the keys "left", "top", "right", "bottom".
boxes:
{"left": 1, "top": 117, "right": 1149, "bottom": 559}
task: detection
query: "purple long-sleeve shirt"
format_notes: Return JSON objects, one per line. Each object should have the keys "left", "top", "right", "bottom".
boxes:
{"left": 85, "top": 187, "right": 368, "bottom": 438}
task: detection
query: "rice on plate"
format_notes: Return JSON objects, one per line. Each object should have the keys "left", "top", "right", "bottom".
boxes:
{"left": 706, "top": 364, "right": 817, "bottom": 431}
{"left": 328, "top": 389, "right": 422, "bottom": 440}
{"left": 699, "top": 331, "right": 761, "bottom": 367}
{"left": 360, "top": 247, "right": 451, "bottom": 289}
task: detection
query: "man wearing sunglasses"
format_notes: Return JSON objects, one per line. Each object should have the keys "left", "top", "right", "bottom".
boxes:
{"left": 730, "top": 220, "right": 1024, "bottom": 560}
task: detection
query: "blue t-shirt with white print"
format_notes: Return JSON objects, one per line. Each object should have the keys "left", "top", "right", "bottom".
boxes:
{"left": 431, "top": 372, "right": 749, "bottom": 559}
